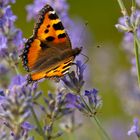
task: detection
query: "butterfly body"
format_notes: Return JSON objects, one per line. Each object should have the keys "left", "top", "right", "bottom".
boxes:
{"left": 21, "top": 4, "right": 82, "bottom": 83}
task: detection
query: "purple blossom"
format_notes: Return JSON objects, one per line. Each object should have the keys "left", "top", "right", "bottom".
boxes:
{"left": 66, "top": 93, "right": 85, "bottom": 111}
{"left": 13, "top": 29, "right": 23, "bottom": 47}
{"left": 62, "top": 60, "right": 85, "bottom": 93}
{"left": 0, "top": 0, "right": 15, "bottom": 6}
{"left": 22, "top": 122, "right": 35, "bottom": 131}
{"left": 0, "top": 34, "right": 8, "bottom": 57}
{"left": 115, "top": 5, "right": 140, "bottom": 88}
{"left": 85, "top": 88, "right": 99, "bottom": 107}
{"left": 0, "top": 64, "right": 9, "bottom": 75}
{"left": 9, "top": 75, "right": 26, "bottom": 89}
{"left": 0, "top": 2, "right": 23, "bottom": 59}
{"left": 4, "top": 5, "right": 17, "bottom": 24}
{"left": 26, "top": 0, "right": 68, "bottom": 21}
{"left": 128, "top": 118, "right": 140, "bottom": 138}
{"left": 65, "top": 88, "right": 102, "bottom": 117}
{"left": 0, "top": 5, "right": 17, "bottom": 30}
{"left": 43, "top": 92, "right": 72, "bottom": 118}
{"left": 0, "top": 74, "right": 42, "bottom": 139}
{"left": 116, "top": 10, "right": 140, "bottom": 44}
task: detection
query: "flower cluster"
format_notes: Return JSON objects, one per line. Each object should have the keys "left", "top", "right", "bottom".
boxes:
{"left": 38, "top": 92, "right": 72, "bottom": 139}
{"left": 66, "top": 88, "right": 101, "bottom": 117}
{"left": 0, "top": 0, "right": 24, "bottom": 88}
{"left": 0, "top": 75, "right": 40, "bottom": 139}
{"left": 61, "top": 61, "right": 102, "bottom": 117}
{"left": 115, "top": 3, "right": 140, "bottom": 77}
{"left": 0, "top": 0, "right": 23, "bottom": 59}
{"left": 116, "top": 1, "right": 140, "bottom": 139}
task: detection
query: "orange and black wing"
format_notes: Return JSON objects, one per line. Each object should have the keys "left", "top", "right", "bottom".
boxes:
{"left": 21, "top": 4, "right": 72, "bottom": 72}
{"left": 21, "top": 4, "right": 81, "bottom": 83}
{"left": 34, "top": 4, "right": 71, "bottom": 49}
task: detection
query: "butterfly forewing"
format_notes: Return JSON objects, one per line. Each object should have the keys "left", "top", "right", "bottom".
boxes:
{"left": 34, "top": 4, "right": 71, "bottom": 49}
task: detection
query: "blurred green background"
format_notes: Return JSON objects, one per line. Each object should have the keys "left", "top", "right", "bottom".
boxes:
{"left": 11, "top": 0, "right": 137, "bottom": 140}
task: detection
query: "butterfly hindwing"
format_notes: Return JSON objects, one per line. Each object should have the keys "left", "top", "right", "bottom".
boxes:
{"left": 29, "top": 56, "right": 74, "bottom": 82}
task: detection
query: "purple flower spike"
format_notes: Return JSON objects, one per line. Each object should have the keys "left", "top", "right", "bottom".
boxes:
{"left": 62, "top": 60, "right": 85, "bottom": 93}
{"left": 128, "top": 118, "right": 140, "bottom": 138}
{"left": 13, "top": 30, "right": 23, "bottom": 47}
{"left": 65, "top": 93, "right": 86, "bottom": 111}
{"left": 65, "top": 93, "right": 77, "bottom": 109}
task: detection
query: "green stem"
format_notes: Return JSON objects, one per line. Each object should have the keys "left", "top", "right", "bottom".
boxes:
{"left": 79, "top": 95, "right": 92, "bottom": 114}
{"left": 6, "top": 55, "right": 20, "bottom": 75}
{"left": 12, "top": 63, "right": 19, "bottom": 75}
{"left": 117, "top": 0, "right": 128, "bottom": 16}
{"left": 134, "top": 33, "right": 140, "bottom": 86}
{"left": 92, "top": 116, "right": 111, "bottom": 140}
{"left": 30, "top": 107, "right": 48, "bottom": 140}
{"left": 132, "top": 0, "right": 136, "bottom": 12}
{"left": 79, "top": 95, "right": 111, "bottom": 140}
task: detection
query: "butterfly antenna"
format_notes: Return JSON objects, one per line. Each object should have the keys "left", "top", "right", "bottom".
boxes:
{"left": 76, "top": 21, "right": 89, "bottom": 65}
{"left": 80, "top": 52, "right": 89, "bottom": 65}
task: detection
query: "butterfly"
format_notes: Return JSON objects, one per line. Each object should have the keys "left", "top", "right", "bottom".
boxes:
{"left": 21, "top": 4, "right": 82, "bottom": 84}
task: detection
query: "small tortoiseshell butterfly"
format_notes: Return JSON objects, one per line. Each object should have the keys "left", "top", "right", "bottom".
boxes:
{"left": 21, "top": 4, "right": 82, "bottom": 83}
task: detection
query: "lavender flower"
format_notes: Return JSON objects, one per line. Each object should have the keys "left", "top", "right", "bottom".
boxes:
{"left": 0, "top": 0, "right": 15, "bottom": 6}
{"left": 0, "top": 0, "right": 24, "bottom": 89}
{"left": 0, "top": 1, "right": 23, "bottom": 60}
{"left": 62, "top": 60, "right": 85, "bottom": 93}
{"left": 85, "top": 88, "right": 101, "bottom": 109}
{"left": 66, "top": 88, "right": 102, "bottom": 117}
{"left": 0, "top": 64, "right": 9, "bottom": 76}
{"left": 42, "top": 92, "right": 72, "bottom": 120}
{"left": 116, "top": 8, "right": 140, "bottom": 55}
{"left": 116, "top": 0, "right": 140, "bottom": 117}
{"left": 128, "top": 118, "right": 140, "bottom": 138}
{"left": 38, "top": 92, "right": 72, "bottom": 139}
{"left": 26, "top": 0, "right": 68, "bottom": 21}
{"left": 0, "top": 75, "right": 41, "bottom": 139}
{"left": 0, "top": 34, "right": 8, "bottom": 58}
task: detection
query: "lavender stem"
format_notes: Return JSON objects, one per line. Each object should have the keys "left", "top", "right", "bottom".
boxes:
{"left": 117, "top": 0, "right": 128, "bottom": 16}
{"left": 30, "top": 107, "right": 48, "bottom": 140}
{"left": 134, "top": 33, "right": 140, "bottom": 86}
